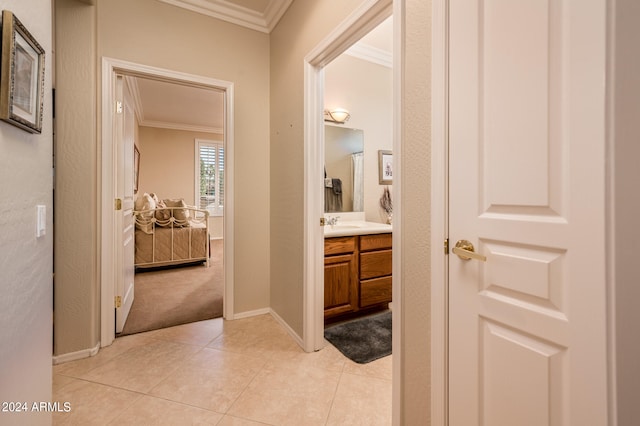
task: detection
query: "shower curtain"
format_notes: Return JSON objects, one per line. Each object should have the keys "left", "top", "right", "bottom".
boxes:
{"left": 352, "top": 152, "right": 364, "bottom": 212}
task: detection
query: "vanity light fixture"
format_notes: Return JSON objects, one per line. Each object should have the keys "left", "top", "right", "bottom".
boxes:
{"left": 324, "top": 108, "right": 351, "bottom": 124}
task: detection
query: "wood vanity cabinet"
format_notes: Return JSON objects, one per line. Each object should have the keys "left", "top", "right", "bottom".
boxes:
{"left": 359, "top": 233, "right": 392, "bottom": 308}
{"left": 324, "top": 233, "right": 392, "bottom": 322}
{"left": 324, "top": 236, "right": 359, "bottom": 319}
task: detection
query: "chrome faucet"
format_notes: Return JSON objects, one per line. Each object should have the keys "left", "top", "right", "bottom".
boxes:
{"left": 327, "top": 216, "right": 340, "bottom": 226}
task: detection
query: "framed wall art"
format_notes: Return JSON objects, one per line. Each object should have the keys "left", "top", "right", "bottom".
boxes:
{"left": 0, "top": 10, "right": 45, "bottom": 133}
{"left": 378, "top": 150, "right": 393, "bottom": 184}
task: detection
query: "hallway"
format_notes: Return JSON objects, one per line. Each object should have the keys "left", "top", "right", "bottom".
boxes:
{"left": 52, "top": 315, "right": 392, "bottom": 425}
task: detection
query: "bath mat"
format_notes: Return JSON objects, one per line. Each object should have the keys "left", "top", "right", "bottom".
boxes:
{"left": 324, "top": 311, "right": 392, "bottom": 364}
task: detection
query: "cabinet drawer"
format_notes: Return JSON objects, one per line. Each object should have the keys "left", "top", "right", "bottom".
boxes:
{"left": 360, "top": 250, "right": 392, "bottom": 280}
{"left": 324, "top": 236, "right": 356, "bottom": 256}
{"left": 360, "top": 233, "right": 392, "bottom": 251}
{"left": 360, "top": 276, "right": 392, "bottom": 308}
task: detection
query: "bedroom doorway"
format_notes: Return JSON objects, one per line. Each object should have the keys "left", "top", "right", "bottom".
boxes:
{"left": 117, "top": 78, "right": 226, "bottom": 336}
{"left": 100, "top": 58, "right": 235, "bottom": 347}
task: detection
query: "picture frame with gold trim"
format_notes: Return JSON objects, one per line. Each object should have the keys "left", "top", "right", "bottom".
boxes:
{"left": 378, "top": 150, "right": 393, "bottom": 184}
{"left": 0, "top": 10, "right": 45, "bottom": 134}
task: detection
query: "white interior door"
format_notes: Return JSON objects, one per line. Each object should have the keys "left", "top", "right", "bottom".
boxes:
{"left": 115, "top": 75, "right": 136, "bottom": 333}
{"left": 448, "top": 0, "right": 608, "bottom": 425}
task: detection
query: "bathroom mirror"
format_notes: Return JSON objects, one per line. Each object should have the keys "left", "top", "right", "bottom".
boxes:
{"left": 324, "top": 124, "right": 364, "bottom": 212}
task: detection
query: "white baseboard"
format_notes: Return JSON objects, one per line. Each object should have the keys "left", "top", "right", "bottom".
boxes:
{"left": 52, "top": 341, "right": 100, "bottom": 365}
{"left": 232, "top": 307, "right": 271, "bottom": 320}
{"left": 270, "top": 309, "right": 305, "bottom": 349}
{"left": 52, "top": 310, "right": 303, "bottom": 364}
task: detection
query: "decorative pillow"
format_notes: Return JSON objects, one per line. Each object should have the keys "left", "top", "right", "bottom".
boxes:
{"left": 134, "top": 192, "right": 149, "bottom": 211}
{"left": 164, "top": 198, "right": 190, "bottom": 225}
{"left": 134, "top": 193, "right": 156, "bottom": 234}
{"left": 154, "top": 199, "right": 171, "bottom": 224}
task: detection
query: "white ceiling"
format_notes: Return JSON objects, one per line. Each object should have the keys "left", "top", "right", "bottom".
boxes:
{"left": 135, "top": 2, "right": 392, "bottom": 133}
{"left": 345, "top": 16, "right": 393, "bottom": 68}
{"left": 127, "top": 77, "right": 225, "bottom": 134}
{"left": 357, "top": 16, "right": 393, "bottom": 54}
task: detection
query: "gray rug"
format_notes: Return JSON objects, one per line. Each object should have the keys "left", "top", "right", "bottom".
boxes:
{"left": 324, "top": 311, "right": 392, "bottom": 364}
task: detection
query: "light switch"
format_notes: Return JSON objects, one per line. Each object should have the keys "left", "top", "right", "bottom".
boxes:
{"left": 36, "top": 205, "right": 46, "bottom": 238}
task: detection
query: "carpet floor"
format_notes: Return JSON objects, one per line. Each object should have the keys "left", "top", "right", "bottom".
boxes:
{"left": 324, "top": 310, "right": 392, "bottom": 364}
{"left": 119, "top": 239, "right": 224, "bottom": 335}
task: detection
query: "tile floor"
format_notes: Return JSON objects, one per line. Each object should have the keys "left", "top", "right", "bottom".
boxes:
{"left": 52, "top": 314, "right": 392, "bottom": 425}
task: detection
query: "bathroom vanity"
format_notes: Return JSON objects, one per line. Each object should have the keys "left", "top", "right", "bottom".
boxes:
{"left": 322, "top": 123, "right": 393, "bottom": 322}
{"left": 324, "top": 224, "right": 392, "bottom": 322}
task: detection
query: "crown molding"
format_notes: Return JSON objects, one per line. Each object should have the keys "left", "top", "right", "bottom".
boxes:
{"left": 344, "top": 42, "right": 392, "bottom": 68}
{"left": 262, "top": 0, "right": 293, "bottom": 32}
{"left": 157, "top": 0, "right": 293, "bottom": 33}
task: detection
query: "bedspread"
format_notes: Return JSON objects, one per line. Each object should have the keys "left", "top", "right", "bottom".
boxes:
{"left": 134, "top": 206, "right": 210, "bottom": 268}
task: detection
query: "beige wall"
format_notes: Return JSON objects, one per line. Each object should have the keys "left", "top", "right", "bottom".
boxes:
{"left": 137, "top": 126, "right": 224, "bottom": 238}
{"left": 397, "top": 1, "right": 432, "bottom": 423}
{"left": 54, "top": 0, "right": 102, "bottom": 359}
{"left": 0, "top": 2, "right": 53, "bottom": 425}
{"left": 324, "top": 54, "right": 393, "bottom": 222}
{"left": 269, "top": 0, "right": 364, "bottom": 337}
{"left": 54, "top": 0, "right": 270, "bottom": 356}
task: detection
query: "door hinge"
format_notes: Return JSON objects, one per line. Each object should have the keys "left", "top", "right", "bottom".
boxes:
{"left": 115, "top": 296, "right": 122, "bottom": 308}
{"left": 320, "top": 217, "right": 326, "bottom": 226}
{"left": 115, "top": 100, "right": 123, "bottom": 114}
{"left": 115, "top": 198, "right": 122, "bottom": 211}
{"left": 444, "top": 238, "right": 449, "bottom": 255}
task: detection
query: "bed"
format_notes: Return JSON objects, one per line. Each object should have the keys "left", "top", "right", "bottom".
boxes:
{"left": 133, "top": 200, "right": 210, "bottom": 269}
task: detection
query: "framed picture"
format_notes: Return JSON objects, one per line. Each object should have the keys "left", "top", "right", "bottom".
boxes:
{"left": 134, "top": 145, "right": 140, "bottom": 193}
{"left": 378, "top": 150, "right": 393, "bottom": 184}
{"left": 0, "top": 10, "right": 45, "bottom": 134}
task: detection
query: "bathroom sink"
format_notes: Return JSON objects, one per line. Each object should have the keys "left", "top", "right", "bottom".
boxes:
{"left": 324, "top": 220, "right": 392, "bottom": 237}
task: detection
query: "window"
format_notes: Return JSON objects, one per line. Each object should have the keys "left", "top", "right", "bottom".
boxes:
{"left": 195, "top": 139, "right": 224, "bottom": 216}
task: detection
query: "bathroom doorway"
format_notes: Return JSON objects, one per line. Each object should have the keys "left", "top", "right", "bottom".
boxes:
{"left": 322, "top": 16, "right": 394, "bottom": 328}
{"left": 302, "top": 0, "right": 394, "bottom": 353}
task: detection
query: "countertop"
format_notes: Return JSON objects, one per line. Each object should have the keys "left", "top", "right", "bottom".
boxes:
{"left": 324, "top": 221, "right": 392, "bottom": 238}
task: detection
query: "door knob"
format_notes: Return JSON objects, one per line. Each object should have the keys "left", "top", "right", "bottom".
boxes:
{"left": 452, "top": 240, "right": 486, "bottom": 262}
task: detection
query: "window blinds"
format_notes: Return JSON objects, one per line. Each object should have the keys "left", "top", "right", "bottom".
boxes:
{"left": 198, "top": 142, "right": 224, "bottom": 215}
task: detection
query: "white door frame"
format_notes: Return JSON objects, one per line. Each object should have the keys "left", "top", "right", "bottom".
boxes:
{"left": 100, "top": 57, "right": 235, "bottom": 347}
{"left": 430, "top": 0, "right": 448, "bottom": 424}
